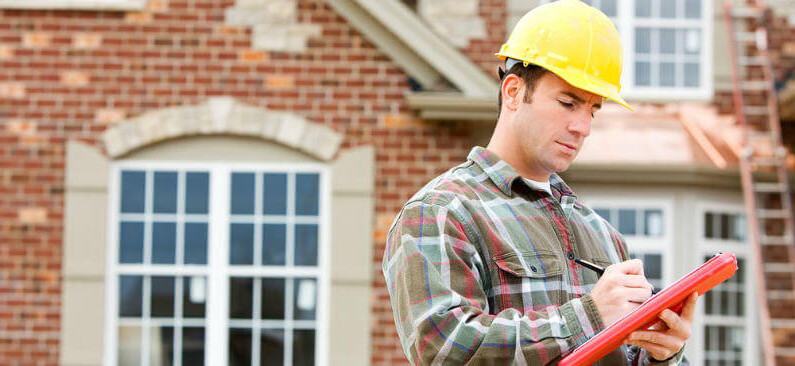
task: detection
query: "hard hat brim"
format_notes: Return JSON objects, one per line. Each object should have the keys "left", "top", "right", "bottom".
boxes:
{"left": 497, "top": 54, "right": 633, "bottom": 111}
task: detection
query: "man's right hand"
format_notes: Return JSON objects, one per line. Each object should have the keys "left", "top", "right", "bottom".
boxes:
{"left": 590, "top": 259, "right": 654, "bottom": 327}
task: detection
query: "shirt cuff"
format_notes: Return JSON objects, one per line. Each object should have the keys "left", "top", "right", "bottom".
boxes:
{"left": 645, "top": 344, "right": 686, "bottom": 365}
{"left": 559, "top": 294, "right": 605, "bottom": 348}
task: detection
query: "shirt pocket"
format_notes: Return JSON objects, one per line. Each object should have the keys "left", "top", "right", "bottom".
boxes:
{"left": 490, "top": 249, "right": 566, "bottom": 310}
{"left": 493, "top": 249, "right": 564, "bottom": 278}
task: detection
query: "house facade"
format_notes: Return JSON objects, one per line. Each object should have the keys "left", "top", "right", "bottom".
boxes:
{"left": 0, "top": 0, "right": 793, "bottom": 365}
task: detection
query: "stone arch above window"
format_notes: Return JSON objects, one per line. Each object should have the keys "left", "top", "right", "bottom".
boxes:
{"left": 101, "top": 97, "right": 343, "bottom": 161}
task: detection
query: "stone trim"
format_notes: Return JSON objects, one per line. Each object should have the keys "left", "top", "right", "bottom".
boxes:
{"left": 225, "top": 0, "right": 321, "bottom": 53}
{"left": 101, "top": 97, "right": 344, "bottom": 161}
{"left": 418, "top": 0, "right": 486, "bottom": 48}
{"left": 327, "top": 0, "right": 498, "bottom": 97}
{"left": 0, "top": 0, "right": 146, "bottom": 10}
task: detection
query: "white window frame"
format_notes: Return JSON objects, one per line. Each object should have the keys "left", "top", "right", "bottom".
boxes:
{"left": 540, "top": 0, "right": 714, "bottom": 102}
{"left": 584, "top": 196, "right": 675, "bottom": 286}
{"left": 691, "top": 202, "right": 757, "bottom": 366}
{"left": 0, "top": 0, "right": 145, "bottom": 10}
{"left": 104, "top": 161, "right": 331, "bottom": 366}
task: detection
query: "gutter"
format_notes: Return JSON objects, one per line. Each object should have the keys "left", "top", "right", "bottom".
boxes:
{"left": 405, "top": 92, "right": 498, "bottom": 121}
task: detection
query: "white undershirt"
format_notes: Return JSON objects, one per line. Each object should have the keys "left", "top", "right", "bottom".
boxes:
{"left": 523, "top": 178, "right": 552, "bottom": 196}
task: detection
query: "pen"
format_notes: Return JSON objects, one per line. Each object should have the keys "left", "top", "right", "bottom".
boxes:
{"left": 574, "top": 257, "right": 659, "bottom": 295}
{"left": 574, "top": 258, "right": 605, "bottom": 276}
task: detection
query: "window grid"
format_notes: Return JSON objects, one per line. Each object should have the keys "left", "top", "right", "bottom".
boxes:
{"left": 227, "top": 170, "right": 320, "bottom": 366}
{"left": 116, "top": 169, "right": 211, "bottom": 366}
{"left": 698, "top": 205, "right": 754, "bottom": 366}
{"left": 592, "top": 204, "right": 671, "bottom": 288}
{"left": 108, "top": 163, "right": 328, "bottom": 366}
{"left": 543, "top": 0, "right": 712, "bottom": 99}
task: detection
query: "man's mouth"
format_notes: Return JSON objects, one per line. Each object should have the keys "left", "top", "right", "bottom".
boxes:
{"left": 557, "top": 141, "right": 577, "bottom": 152}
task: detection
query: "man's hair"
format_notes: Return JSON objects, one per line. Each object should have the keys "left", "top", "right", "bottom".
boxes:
{"left": 497, "top": 62, "right": 547, "bottom": 118}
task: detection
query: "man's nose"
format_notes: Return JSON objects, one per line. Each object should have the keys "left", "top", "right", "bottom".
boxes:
{"left": 568, "top": 110, "right": 592, "bottom": 138}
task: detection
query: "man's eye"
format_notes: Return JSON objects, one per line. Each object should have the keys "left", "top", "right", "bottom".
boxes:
{"left": 559, "top": 100, "right": 575, "bottom": 109}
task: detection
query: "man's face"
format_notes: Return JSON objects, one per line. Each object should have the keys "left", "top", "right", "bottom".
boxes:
{"left": 509, "top": 72, "right": 602, "bottom": 180}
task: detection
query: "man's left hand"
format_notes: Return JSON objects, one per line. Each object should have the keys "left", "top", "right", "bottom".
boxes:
{"left": 624, "top": 292, "right": 698, "bottom": 361}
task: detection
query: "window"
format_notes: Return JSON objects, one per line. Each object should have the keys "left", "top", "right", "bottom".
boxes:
{"left": 545, "top": 0, "right": 713, "bottom": 100}
{"left": 697, "top": 206, "right": 756, "bottom": 366}
{"left": 0, "top": 0, "right": 145, "bottom": 10}
{"left": 703, "top": 256, "right": 746, "bottom": 366}
{"left": 593, "top": 205, "right": 671, "bottom": 290}
{"left": 704, "top": 212, "right": 746, "bottom": 242}
{"left": 107, "top": 163, "right": 327, "bottom": 366}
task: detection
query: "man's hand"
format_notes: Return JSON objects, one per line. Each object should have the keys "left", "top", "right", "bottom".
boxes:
{"left": 624, "top": 292, "right": 698, "bottom": 361}
{"left": 590, "top": 259, "right": 654, "bottom": 327}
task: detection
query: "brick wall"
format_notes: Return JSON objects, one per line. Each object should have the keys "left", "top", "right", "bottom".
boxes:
{"left": 3, "top": 0, "right": 794, "bottom": 364}
{"left": 0, "top": 0, "right": 494, "bottom": 364}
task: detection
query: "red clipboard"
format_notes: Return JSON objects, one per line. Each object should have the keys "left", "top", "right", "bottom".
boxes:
{"left": 559, "top": 252, "right": 738, "bottom": 366}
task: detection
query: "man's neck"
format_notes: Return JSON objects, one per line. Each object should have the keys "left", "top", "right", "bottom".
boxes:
{"left": 486, "top": 137, "right": 551, "bottom": 183}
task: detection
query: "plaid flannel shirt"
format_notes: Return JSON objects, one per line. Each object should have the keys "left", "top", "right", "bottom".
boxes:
{"left": 383, "top": 147, "right": 685, "bottom": 365}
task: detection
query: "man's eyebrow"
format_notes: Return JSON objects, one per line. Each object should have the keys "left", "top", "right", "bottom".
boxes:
{"left": 562, "top": 91, "right": 601, "bottom": 110}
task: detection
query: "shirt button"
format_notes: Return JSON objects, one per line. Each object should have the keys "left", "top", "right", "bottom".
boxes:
{"left": 567, "top": 252, "right": 575, "bottom": 260}
{"left": 530, "top": 266, "right": 538, "bottom": 272}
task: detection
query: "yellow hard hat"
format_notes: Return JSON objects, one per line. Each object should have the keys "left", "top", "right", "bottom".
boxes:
{"left": 496, "top": 0, "right": 631, "bottom": 110}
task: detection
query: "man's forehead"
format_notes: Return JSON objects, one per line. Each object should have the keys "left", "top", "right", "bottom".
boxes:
{"left": 541, "top": 72, "right": 603, "bottom": 104}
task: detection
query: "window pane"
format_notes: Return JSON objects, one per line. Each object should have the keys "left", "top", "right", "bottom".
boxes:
{"left": 261, "top": 329, "right": 284, "bottom": 366}
{"left": 721, "top": 214, "right": 731, "bottom": 240}
{"left": 685, "top": 0, "right": 700, "bottom": 18}
{"left": 644, "top": 254, "right": 662, "bottom": 281}
{"left": 152, "top": 222, "right": 176, "bottom": 264}
{"left": 293, "top": 329, "right": 315, "bottom": 366}
{"left": 733, "top": 215, "right": 746, "bottom": 241}
{"left": 262, "top": 278, "right": 285, "bottom": 320}
{"left": 150, "top": 326, "right": 174, "bottom": 366}
{"left": 151, "top": 276, "right": 175, "bottom": 318}
{"left": 644, "top": 209, "right": 664, "bottom": 236}
{"left": 120, "top": 222, "right": 144, "bottom": 264}
{"left": 184, "top": 276, "right": 207, "bottom": 318}
{"left": 263, "top": 224, "right": 286, "bottom": 266}
{"left": 705, "top": 326, "right": 744, "bottom": 360}
{"left": 183, "top": 327, "right": 205, "bottom": 366}
{"left": 119, "top": 275, "right": 143, "bottom": 317}
{"left": 684, "top": 63, "right": 700, "bottom": 87}
{"left": 230, "top": 223, "right": 254, "bottom": 265}
{"left": 660, "top": 62, "right": 675, "bottom": 87}
{"left": 618, "top": 209, "right": 637, "bottom": 235}
{"left": 294, "top": 278, "right": 317, "bottom": 321}
{"left": 185, "top": 172, "right": 209, "bottom": 214}
{"left": 153, "top": 172, "right": 178, "bottom": 214}
{"left": 231, "top": 173, "right": 255, "bottom": 215}
{"left": 228, "top": 329, "right": 252, "bottom": 366}
{"left": 295, "top": 224, "right": 319, "bottom": 266}
{"left": 121, "top": 171, "right": 146, "bottom": 213}
{"left": 705, "top": 212, "right": 715, "bottom": 238}
{"left": 229, "top": 277, "right": 253, "bottom": 319}
{"left": 295, "top": 173, "right": 320, "bottom": 216}
{"left": 685, "top": 29, "right": 700, "bottom": 54}
{"left": 118, "top": 326, "right": 142, "bottom": 366}
{"left": 263, "top": 173, "right": 287, "bottom": 215}
{"left": 635, "top": 61, "right": 651, "bottom": 86}
{"left": 635, "top": 28, "right": 651, "bottom": 54}
{"left": 635, "top": 0, "right": 651, "bottom": 17}
{"left": 184, "top": 223, "right": 208, "bottom": 265}
{"left": 601, "top": 0, "right": 616, "bottom": 17}
{"left": 660, "top": 0, "right": 676, "bottom": 18}
{"left": 660, "top": 29, "right": 676, "bottom": 54}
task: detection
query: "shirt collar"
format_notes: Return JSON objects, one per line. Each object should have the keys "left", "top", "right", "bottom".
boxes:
{"left": 467, "top": 146, "right": 577, "bottom": 199}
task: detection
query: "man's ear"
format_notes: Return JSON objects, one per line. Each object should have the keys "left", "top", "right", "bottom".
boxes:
{"left": 501, "top": 74, "right": 524, "bottom": 112}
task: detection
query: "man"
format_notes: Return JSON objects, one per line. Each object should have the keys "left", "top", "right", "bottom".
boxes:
{"left": 382, "top": 0, "right": 697, "bottom": 365}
